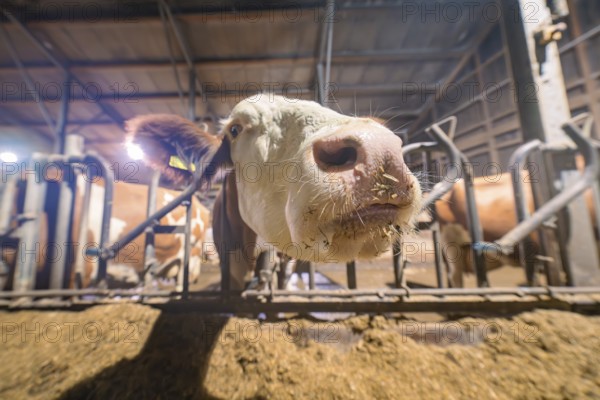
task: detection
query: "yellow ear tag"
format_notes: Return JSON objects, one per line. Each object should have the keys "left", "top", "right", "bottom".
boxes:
{"left": 169, "top": 155, "right": 196, "bottom": 172}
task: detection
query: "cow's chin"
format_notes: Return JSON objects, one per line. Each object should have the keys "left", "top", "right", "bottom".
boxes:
{"left": 289, "top": 204, "right": 415, "bottom": 263}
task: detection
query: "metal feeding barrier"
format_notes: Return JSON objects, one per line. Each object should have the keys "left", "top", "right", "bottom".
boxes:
{"left": 1, "top": 117, "right": 600, "bottom": 314}
{"left": 0, "top": 135, "right": 115, "bottom": 292}
{"left": 394, "top": 116, "right": 487, "bottom": 288}
{"left": 475, "top": 113, "right": 600, "bottom": 287}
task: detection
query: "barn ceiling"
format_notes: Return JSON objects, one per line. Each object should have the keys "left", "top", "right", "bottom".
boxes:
{"left": 0, "top": 0, "right": 497, "bottom": 168}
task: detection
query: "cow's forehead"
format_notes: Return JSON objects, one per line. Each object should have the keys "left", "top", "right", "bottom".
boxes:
{"left": 229, "top": 95, "right": 349, "bottom": 127}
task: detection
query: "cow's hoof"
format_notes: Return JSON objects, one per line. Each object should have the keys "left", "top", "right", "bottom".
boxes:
{"left": 246, "top": 277, "right": 267, "bottom": 292}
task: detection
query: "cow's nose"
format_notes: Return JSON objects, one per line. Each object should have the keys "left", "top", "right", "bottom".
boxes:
{"left": 312, "top": 137, "right": 362, "bottom": 172}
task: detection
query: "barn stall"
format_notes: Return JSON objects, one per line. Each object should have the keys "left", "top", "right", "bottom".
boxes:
{"left": 0, "top": 0, "right": 600, "bottom": 398}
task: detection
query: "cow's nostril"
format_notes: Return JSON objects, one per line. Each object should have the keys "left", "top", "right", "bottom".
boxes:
{"left": 313, "top": 139, "right": 359, "bottom": 171}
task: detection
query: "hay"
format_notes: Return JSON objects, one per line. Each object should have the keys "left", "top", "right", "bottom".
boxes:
{"left": 0, "top": 305, "right": 599, "bottom": 399}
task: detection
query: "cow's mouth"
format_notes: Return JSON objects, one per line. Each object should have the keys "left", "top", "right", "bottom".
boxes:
{"left": 337, "top": 203, "right": 400, "bottom": 227}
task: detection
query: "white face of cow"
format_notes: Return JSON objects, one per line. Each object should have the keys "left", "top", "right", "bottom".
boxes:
{"left": 220, "top": 95, "right": 422, "bottom": 263}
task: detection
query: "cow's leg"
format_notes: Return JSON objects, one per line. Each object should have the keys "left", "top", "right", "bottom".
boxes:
{"left": 247, "top": 250, "right": 274, "bottom": 291}
{"left": 440, "top": 223, "right": 471, "bottom": 288}
{"left": 229, "top": 249, "right": 253, "bottom": 291}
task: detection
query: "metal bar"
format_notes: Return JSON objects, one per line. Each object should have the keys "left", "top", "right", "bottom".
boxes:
{"left": 143, "top": 170, "right": 160, "bottom": 286}
{"left": 558, "top": 21, "right": 600, "bottom": 54}
{"left": 14, "top": 152, "right": 114, "bottom": 288}
{"left": 459, "top": 152, "right": 488, "bottom": 287}
{"left": 316, "top": 63, "right": 325, "bottom": 104}
{"left": 100, "top": 178, "right": 199, "bottom": 260}
{"left": 153, "top": 225, "right": 186, "bottom": 234}
{"left": 392, "top": 239, "right": 403, "bottom": 288}
{"left": 323, "top": 0, "right": 335, "bottom": 104}
{"left": 159, "top": 0, "right": 193, "bottom": 69}
{"left": 277, "top": 257, "right": 287, "bottom": 290}
{"left": 84, "top": 153, "right": 114, "bottom": 286}
{"left": 179, "top": 197, "right": 192, "bottom": 298}
{"left": 158, "top": 0, "right": 186, "bottom": 115}
{"left": 243, "top": 286, "right": 600, "bottom": 298}
{"left": 4, "top": 297, "right": 596, "bottom": 314}
{"left": 509, "top": 139, "right": 544, "bottom": 285}
{"left": 482, "top": 122, "right": 600, "bottom": 256}
{"left": 220, "top": 174, "right": 230, "bottom": 293}
{"left": 346, "top": 261, "right": 356, "bottom": 289}
{"left": 417, "top": 117, "right": 487, "bottom": 286}
{"left": 54, "top": 74, "right": 71, "bottom": 155}
{"left": 0, "top": 84, "right": 435, "bottom": 103}
{"left": 0, "top": 174, "right": 18, "bottom": 235}
{"left": 420, "top": 117, "right": 459, "bottom": 211}
{"left": 2, "top": 285, "right": 600, "bottom": 299}
{"left": 98, "top": 138, "right": 227, "bottom": 268}
{"left": 73, "top": 172, "right": 92, "bottom": 288}
{"left": 308, "top": 262, "right": 316, "bottom": 290}
{"left": 159, "top": 0, "right": 206, "bottom": 110}
{"left": 13, "top": 157, "right": 47, "bottom": 291}
{"left": 431, "top": 222, "right": 445, "bottom": 288}
{"left": 0, "top": 47, "right": 468, "bottom": 74}
{"left": 49, "top": 136, "right": 81, "bottom": 289}
{"left": 188, "top": 69, "right": 196, "bottom": 121}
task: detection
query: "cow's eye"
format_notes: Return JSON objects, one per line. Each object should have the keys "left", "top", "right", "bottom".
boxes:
{"left": 229, "top": 124, "right": 243, "bottom": 138}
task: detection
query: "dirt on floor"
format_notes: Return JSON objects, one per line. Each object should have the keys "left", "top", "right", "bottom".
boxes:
{"left": 0, "top": 304, "right": 599, "bottom": 400}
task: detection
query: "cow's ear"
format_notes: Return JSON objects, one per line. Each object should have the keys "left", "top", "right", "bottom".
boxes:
{"left": 125, "top": 114, "right": 223, "bottom": 184}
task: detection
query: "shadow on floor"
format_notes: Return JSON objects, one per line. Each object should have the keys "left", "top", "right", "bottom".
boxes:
{"left": 59, "top": 312, "right": 229, "bottom": 400}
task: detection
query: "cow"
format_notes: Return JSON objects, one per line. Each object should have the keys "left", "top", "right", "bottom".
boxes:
{"left": 435, "top": 168, "right": 596, "bottom": 287}
{"left": 0, "top": 177, "right": 211, "bottom": 290}
{"left": 126, "top": 95, "right": 423, "bottom": 290}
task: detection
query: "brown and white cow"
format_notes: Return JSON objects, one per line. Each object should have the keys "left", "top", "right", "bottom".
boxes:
{"left": 435, "top": 168, "right": 596, "bottom": 287}
{"left": 0, "top": 178, "right": 210, "bottom": 290}
{"left": 78, "top": 179, "right": 211, "bottom": 288}
{"left": 127, "top": 95, "right": 423, "bottom": 290}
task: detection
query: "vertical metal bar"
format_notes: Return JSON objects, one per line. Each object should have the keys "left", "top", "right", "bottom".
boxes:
{"left": 461, "top": 155, "right": 488, "bottom": 287}
{"left": 346, "top": 261, "right": 357, "bottom": 289}
{"left": 14, "top": 159, "right": 47, "bottom": 292}
{"left": 220, "top": 180, "right": 230, "bottom": 293}
{"left": 509, "top": 140, "right": 544, "bottom": 285}
{"left": 501, "top": 0, "right": 550, "bottom": 142}
{"left": 392, "top": 239, "right": 403, "bottom": 288}
{"left": 535, "top": 151, "right": 566, "bottom": 286}
{"left": 143, "top": 170, "right": 160, "bottom": 287}
{"left": 180, "top": 197, "right": 192, "bottom": 298}
{"left": 425, "top": 150, "right": 445, "bottom": 288}
{"left": 86, "top": 154, "right": 114, "bottom": 286}
{"left": 431, "top": 222, "right": 445, "bottom": 288}
{"left": 323, "top": 0, "right": 335, "bottom": 104}
{"left": 188, "top": 69, "right": 196, "bottom": 121}
{"left": 74, "top": 173, "right": 92, "bottom": 289}
{"left": 54, "top": 74, "right": 71, "bottom": 155}
{"left": 159, "top": 0, "right": 207, "bottom": 110}
{"left": 49, "top": 136, "right": 81, "bottom": 289}
{"left": 308, "top": 262, "right": 316, "bottom": 290}
{"left": 316, "top": 63, "right": 325, "bottom": 104}
{"left": 277, "top": 257, "right": 287, "bottom": 290}
{"left": 0, "top": 175, "right": 18, "bottom": 235}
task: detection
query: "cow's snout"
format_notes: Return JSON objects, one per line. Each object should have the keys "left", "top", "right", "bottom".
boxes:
{"left": 312, "top": 136, "right": 363, "bottom": 172}
{"left": 308, "top": 121, "right": 418, "bottom": 210}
